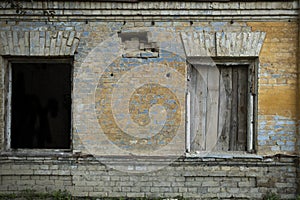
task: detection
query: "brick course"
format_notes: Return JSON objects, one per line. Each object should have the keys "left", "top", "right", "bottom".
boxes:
{"left": 0, "top": 154, "right": 298, "bottom": 199}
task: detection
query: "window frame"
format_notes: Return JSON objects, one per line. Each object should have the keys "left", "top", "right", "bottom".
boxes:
{"left": 4, "top": 57, "right": 73, "bottom": 153}
{"left": 186, "top": 57, "right": 258, "bottom": 154}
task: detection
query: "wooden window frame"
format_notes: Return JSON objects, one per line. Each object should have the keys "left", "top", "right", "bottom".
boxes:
{"left": 4, "top": 57, "right": 73, "bottom": 153}
{"left": 186, "top": 57, "right": 258, "bottom": 154}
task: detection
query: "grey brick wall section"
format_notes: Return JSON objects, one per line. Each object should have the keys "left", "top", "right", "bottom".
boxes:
{"left": 0, "top": 31, "right": 80, "bottom": 56}
{"left": 0, "top": 155, "right": 298, "bottom": 199}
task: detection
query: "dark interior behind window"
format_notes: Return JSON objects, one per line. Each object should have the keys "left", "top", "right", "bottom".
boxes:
{"left": 11, "top": 63, "right": 71, "bottom": 149}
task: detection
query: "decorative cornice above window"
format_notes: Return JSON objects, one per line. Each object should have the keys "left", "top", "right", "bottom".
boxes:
{"left": 0, "top": 31, "right": 80, "bottom": 56}
{"left": 181, "top": 31, "right": 266, "bottom": 57}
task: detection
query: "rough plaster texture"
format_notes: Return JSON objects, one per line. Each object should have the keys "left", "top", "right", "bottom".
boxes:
{"left": 0, "top": 1, "right": 299, "bottom": 199}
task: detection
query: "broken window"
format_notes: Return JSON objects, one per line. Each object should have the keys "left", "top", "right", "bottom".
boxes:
{"left": 186, "top": 61, "right": 256, "bottom": 153}
{"left": 8, "top": 61, "right": 72, "bottom": 149}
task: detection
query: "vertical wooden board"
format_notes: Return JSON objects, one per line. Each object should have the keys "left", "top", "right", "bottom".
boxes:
{"left": 197, "top": 65, "right": 208, "bottom": 151}
{"left": 189, "top": 64, "right": 249, "bottom": 152}
{"left": 189, "top": 65, "right": 208, "bottom": 151}
{"left": 229, "top": 68, "right": 238, "bottom": 151}
{"left": 190, "top": 65, "right": 200, "bottom": 151}
{"left": 216, "top": 66, "right": 232, "bottom": 151}
{"left": 188, "top": 65, "right": 197, "bottom": 151}
{"left": 205, "top": 66, "right": 219, "bottom": 151}
{"left": 237, "top": 66, "right": 248, "bottom": 151}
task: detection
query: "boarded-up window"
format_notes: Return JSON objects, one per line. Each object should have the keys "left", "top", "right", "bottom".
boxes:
{"left": 187, "top": 64, "right": 253, "bottom": 152}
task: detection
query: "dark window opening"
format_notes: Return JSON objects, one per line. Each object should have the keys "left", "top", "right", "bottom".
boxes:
{"left": 10, "top": 62, "right": 71, "bottom": 149}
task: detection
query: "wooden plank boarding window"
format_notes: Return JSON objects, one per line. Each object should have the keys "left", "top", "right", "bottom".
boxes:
{"left": 221, "top": 65, "right": 248, "bottom": 151}
{"left": 187, "top": 62, "right": 255, "bottom": 153}
{"left": 7, "top": 61, "right": 72, "bottom": 150}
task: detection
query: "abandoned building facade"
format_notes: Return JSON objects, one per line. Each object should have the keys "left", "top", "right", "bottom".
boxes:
{"left": 0, "top": 0, "right": 299, "bottom": 199}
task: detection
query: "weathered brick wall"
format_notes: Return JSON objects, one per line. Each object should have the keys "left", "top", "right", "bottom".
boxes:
{"left": 0, "top": 21, "right": 297, "bottom": 155}
{"left": 0, "top": 0, "right": 299, "bottom": 199}
{"left": 248, "top": 22, "right": 298, "bottom": 155}
{"left": 0, "top": 155, "right": 297, "bottom": 199}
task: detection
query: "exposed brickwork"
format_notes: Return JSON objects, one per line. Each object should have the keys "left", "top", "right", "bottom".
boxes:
{"left": 0, "top": 155, "right": 297, "bottom": 199}
{"left": 94, "top": 51, "right": 185, "bottom": 153}
{"left": 0, "top": 1, "right": 299, "bottom": 199}
{"left": 0, "top": 31, "right": 80, "bottom": 56}
{"left": 248, "top": 22, "right": 298, "bottom": 155}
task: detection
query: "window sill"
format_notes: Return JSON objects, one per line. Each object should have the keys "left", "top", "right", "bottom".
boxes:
{"left": 185, "top": 151, "right": 263, "bottom": 159}
{"left": 0, "top": 149, "right": 72, "bottom": 158}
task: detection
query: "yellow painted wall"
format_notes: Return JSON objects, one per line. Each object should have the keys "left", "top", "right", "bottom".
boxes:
{"left": 248, "top": 22, "right": 298, "bottom": 154}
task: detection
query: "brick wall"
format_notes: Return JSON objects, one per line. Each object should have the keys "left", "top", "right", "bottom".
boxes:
{"left": 0, "top": 0, "right": 299, "bottom": 199}
{"left": 248, "top": 22, "right": 298, "bottom": 155}
{"left": 0, "top": 155, "right": 297, "bottom": 199}
{"left": 0, "top": 20, "right": 297, "bottom": 155}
